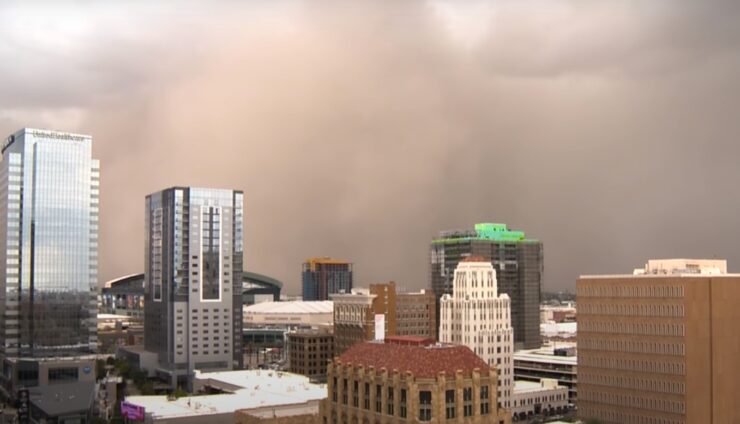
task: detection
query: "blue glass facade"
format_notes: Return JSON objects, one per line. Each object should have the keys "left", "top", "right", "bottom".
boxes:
{"left": 302, "top": 260, "right": 353, "bottom": 301}
{"left": 0, "top": 128, "right": 98, "bottom": 358}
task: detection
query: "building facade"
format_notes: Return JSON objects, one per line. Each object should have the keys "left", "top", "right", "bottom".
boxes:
{"left": 577, "top": 259, "right": 740, "bottom": 424}
{"left": 101, "top": 274, "right": 145, "bottom": 320}
{"left": 287, "top": 330, "right": 334, "bottom": 381}
{"left": 321, "top": 339, "right": 511, "bottom": 424}
{"left": 332, "top": 283, "right": 397, "bottom": 356}
{"left": 430, "top": 223, "right": 542, "bottom": 349}
{"left": 439, "top": 259, "right": 514, "bottom": 409}
{"left": 396, "top": 289, "right": 437, "bottom": 340}
{"left": 302, "top": 258, "right": 353, "bottom": 301}
{"left": 144, "top": 187, "right": 244, "bottom": 387}
{"left": 510, "top": 379, "right": 569, "bottom": 421}
{"left": 0, "top": 128, "right": 99, "bottom": 399}
{"left": 513, "top": 345, "right": 577, "bottom": 404}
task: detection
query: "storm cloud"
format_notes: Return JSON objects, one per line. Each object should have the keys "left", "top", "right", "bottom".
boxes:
{"left": 1, "top": 0, "right": 740, "bottom": 294}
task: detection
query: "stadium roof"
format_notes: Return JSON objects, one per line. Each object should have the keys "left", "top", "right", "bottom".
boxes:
{"left": 243, "top": 271, "right": 284, "bottom": 289}
{"left": 243, "top": 301, "right": 333, "bottom": 315}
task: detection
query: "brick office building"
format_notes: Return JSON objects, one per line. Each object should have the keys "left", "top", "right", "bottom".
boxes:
{"left": 320, "top": 338, "right": 511, "bottom": 424}
{"left": 396, "top": 289, "right": 437, "bottom": 340}
{"left": 287, "top": 329, "right": 334, "bottom": 381}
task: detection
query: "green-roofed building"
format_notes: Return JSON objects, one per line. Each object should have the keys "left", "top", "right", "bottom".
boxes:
{"left": 430, "top": 223, "right": 543, "bottom": 349}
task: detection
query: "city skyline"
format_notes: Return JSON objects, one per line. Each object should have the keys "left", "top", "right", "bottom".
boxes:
{"left": 2, "top": 1, "right": 740, "bottom": 294}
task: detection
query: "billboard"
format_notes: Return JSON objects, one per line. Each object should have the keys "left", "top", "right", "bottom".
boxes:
{"left": 374, "top": 314, "right": 385, "bottom": 341}
{"left": 121, "top": 401, "right": 146, "bottom": 421}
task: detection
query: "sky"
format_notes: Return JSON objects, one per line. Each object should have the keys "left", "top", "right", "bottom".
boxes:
{"left": 1, "top": 0, "right": 740, "bottom": 294}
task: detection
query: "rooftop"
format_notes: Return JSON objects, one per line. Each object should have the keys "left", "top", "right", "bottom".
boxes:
{"left": 30, "top": 381, "right": 96, "bottom": 417}
{"left": 243, "top": 301, "right": 333, "bottom": 315}
{"left": 125, "top": 370, "right": 325, "bottom": 420}
{"left": 513, "top": 345, "right": 578, "bottom": 367}
{"left": 338, "top": 342, "right": 489, "bottom": 379}
{"left": 433, "top": 222, "right": 538, "bottom": 244}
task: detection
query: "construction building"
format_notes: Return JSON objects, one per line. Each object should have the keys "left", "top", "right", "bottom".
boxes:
{"left": 430, "top": 223, "right": 543, "bottom": 349}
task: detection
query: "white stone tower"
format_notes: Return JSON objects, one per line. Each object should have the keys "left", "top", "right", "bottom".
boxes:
{"left": 439, "top": 257, "right": 514, "bottom": 409}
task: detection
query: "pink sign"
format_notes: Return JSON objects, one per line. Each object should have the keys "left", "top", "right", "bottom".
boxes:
{"left": 121, "top": 401, "right": 145, "bottom": 421}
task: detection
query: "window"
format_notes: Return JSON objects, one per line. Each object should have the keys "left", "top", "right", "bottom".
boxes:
{"left": 445, "top": 389, "right": 456, "bottom": 419}
{"left": 342, "top": 379, "right": 348, "bottom": 405}
{"left": 419, "top": 391, "right": 432, "bottom": 421}
{"left": 364, "top": 383, "right": 370, "bottom": 409}
{"left": 400, "top": 389, "right": 407, "bottom": 418}
{"left": 480, "top": 385, "right": 490, "bottom": 415}
{"left": 376, "top": 385, "right": 382, "bottom": 413}
{"left": 48, "top": 367, "right": 79, "bottom": 383}
{"left": 353, "top": 381, "right": 359, "bottom": 407}
{"left": 387, "top": 387, "right": 394, "bottom": 415}
{"left": 463, "top": 387, "right": 473, "bottom": 417}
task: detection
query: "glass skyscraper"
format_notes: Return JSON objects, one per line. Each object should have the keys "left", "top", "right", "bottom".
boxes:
{"left": 144, "top": 187, "right": 244, "bottom": 388}
{"left": 0, "top": 128, "right": 99, "bottom": 359}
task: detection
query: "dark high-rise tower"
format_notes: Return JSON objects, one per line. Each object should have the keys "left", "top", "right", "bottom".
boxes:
{"left": 144, "top": 187, "right": 244, "bottom": 388}
{"left": 430, "top": 223, "right": 543, "bottom": 350}
{"left": 302, "top": 258, "right": 352, "bottom": 301}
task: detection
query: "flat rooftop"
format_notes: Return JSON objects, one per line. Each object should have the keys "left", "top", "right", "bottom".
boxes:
{"left": 513, "top": 380, "right": 565, "bottom": 394}
{"left": 125, "top": 370, "right": 326, "bottom": 419}
{"left": 513, "top": 346, "right": 577, "bottom": 367}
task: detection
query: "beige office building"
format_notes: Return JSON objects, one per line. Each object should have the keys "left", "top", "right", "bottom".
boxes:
{"left": 396, "top": 289, "right": 437, "bottom": 340}
{"left": 332, "top": 282, "right": 397, "bottom": 356}
{"left": 577, "top": 259, "right": 740, "bottom": 424}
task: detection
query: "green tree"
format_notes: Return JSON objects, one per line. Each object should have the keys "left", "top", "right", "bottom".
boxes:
{"left": 141, "top": 381, "right": 155, "bottom": 395}
{"left": 172, "top": 387, "right": 189, "bottom": 399}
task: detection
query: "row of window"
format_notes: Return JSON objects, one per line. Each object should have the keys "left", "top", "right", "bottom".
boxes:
{"left": 579, "top": 303, "right": 685, "bottom": 317}
{"left": 579, "top": 406, "right": 685, "bottom": 424}
{"left": 580, "top": 356, "right": 686, "bottom": 375}
{"left": 579, "top": 321, "right": 685, "bottom": 337}
{"left": 513, "top": 392, "right": 566, "bottom": 407}
{"left": 331, "top": 379, "right": 490, "bottom": 421}
{"left": 580, "top": 390, "right": 686, "bottom": 414}
{"left": 578, "top": 285, "right": 685, "bottom": 298}
{"left": 579, "top": 339, "right": 686, "bottom": 356}
{"left": 580, "top": 373, "right": 686, "bottom": 395}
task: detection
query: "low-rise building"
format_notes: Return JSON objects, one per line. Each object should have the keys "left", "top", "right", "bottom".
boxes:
{"left": 513, "top": 344, "right": 577, "bottom": 403}
{"left": 125, "top": 370, "right": 326, "bottom": 423}
{"left": 287, "top": 330, "right": 334, "bottom": 381}
{"left": 511, "top": 379, "right": 569, "bottom": 422}
{"left": 321, "top": 339, "right": 511, "bottom": 424}
{"left": 235, "top": 407, "right": 320, "bottom": 424}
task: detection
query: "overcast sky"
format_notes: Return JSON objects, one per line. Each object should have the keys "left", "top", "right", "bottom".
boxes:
{"left": 1, "top": 0, "right": 739, "bottom": 294}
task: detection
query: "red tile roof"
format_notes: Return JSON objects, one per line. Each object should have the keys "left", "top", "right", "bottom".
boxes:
{"left": 384, "top": 336, "right": 434, "bottom": 346}
{"left": 337, "top": 342, "right": 490, "bottom": 379}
